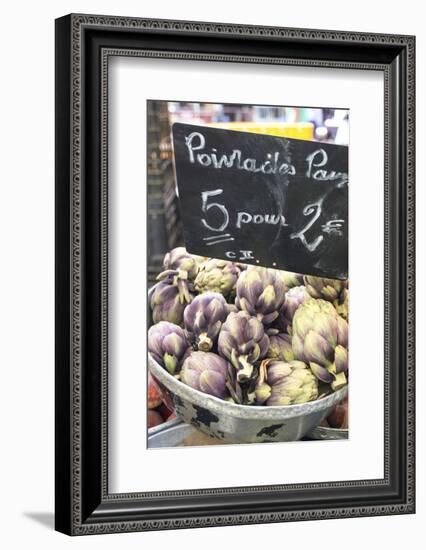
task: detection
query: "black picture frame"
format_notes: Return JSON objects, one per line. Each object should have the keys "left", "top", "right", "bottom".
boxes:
{"left": 55, "top": 13, "right": 415, "bottom": 536}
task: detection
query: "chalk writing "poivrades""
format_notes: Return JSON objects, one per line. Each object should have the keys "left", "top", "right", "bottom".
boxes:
{"left": 185, "top": 131, "right": 348, "bottom": 182}
{"left": 185, "top": 131, "right": 296, "bottom": 176}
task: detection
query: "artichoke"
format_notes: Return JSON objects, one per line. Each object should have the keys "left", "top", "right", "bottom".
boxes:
{"left": 225, "top": 362, "right": 258, "bottom": 405}
{"left": 235, "top": 267, "right": 286, "bottom": 329}
{"left": 150, "top": 280, "right": 193, "bottom": 326}
{"left": 334, "top": 287, "right": 349, "bottom": 321}
{"left": 194, "top": 258, "right": 240, "bottom": 297}
{"left": 184, "top": 292, "right": 229, "bottom": 351}
{"left": 157, "top": 247, "right": 201, "bottom": 303}
{"left": 292, "top": 299, "right": 348, "bottom": 391}
{"left": 278, "top": 285, "right": 310, "bottom": 332}
{"left": 267, "top": 333, "right": 294, "bottom": 362}
{"left": 304, "top": 275, "right": 348, "bottom": 302}
{"left": 218, "top": 311, "right": 269, "bottom": 382}
{"left": 162, "top": 246, "right": 202, "bottom": 278}
{"left": 180, "top": 351, "right": 229, "bottom": 399}
{"left": 148, "top": 321, "right": 189, "bottom": 374}
{"left": 255, "top": 359, "right": 319, "bottom": 406}
{"left": 277, "top": 270, "right": 304, "bottom": 291}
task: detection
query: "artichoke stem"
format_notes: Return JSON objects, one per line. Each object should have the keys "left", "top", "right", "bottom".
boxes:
{"left": 237, "top": 356, "right": 254, "bottom": 382}
{"left": 331, "top": 371, "right": 347, "bottom": 391}
{"left": 177, "top": 279, "right": 191, "bottom": 304}
{"left": 198, "top": 333, "right": 213, "bottom": 352}
{"left": 178, "top": 269, "right": 189, "bottom": 281}
{"left": 226, "top": 380, "right": 241, "bottom": 404}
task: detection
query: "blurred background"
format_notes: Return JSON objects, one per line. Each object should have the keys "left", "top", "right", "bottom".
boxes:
{"left": 147, "top": 101, "right": 349, "bottom": 285}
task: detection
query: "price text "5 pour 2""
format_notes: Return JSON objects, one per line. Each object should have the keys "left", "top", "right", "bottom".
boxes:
{"left": 200, "top": 189, "right": 345, "bottom": 253}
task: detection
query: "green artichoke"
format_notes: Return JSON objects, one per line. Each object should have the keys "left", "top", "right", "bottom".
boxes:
{"left": 255, "top": 359, "right": 319, "bottom": 406}
{"left": 183, "top": 292, "right": 228, "bottom": 351}
{"left": 194, "top": 258, "right": 240, "bottom": 297}
{"left": 150, "top": 280, "right": 193, "bottom": 326}
{"left": 303, "top": 275, "right": 348, "bottom": 302}
{"left": 235, "top": 267, "right": 286, "bottom": 329}
{"left": 218, "top": 310, "right": 269, "bottom": 382}
{"left": 148, "top": 321, "right": 190, "bottom": 374}
{"left": 267, "top": 333, "right": 294, "bottom": 361}
{"left": 180, "top": 351, "right": 229, "bottom": 399}
{"left": 292, "top": 299, "right": 348, "bottom": 390}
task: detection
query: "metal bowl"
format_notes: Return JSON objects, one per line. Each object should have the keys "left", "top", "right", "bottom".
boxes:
{"left": 148, "top": 418, "right": 194, "bottom": 447}
{"left": 148, "top": 418, "right": 228, "bottom": 448}
{"left": 148, "top": 353, "right": 348, "bottom": 444}
{"left": 307, "top": 425, "right": 348, "bottom": 440}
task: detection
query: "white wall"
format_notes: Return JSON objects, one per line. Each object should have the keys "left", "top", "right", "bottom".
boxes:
{"left": 0, "top": 0, "right": 422, "bottom": 547}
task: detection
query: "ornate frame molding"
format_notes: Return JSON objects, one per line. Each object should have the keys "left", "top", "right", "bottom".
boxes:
{"left": 55, "top": 14, "right": 415, "bottom": 535}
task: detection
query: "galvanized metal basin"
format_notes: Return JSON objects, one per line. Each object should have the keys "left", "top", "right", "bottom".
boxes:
{"left": 307, "top": 425, "right": 348, "bottom": 440}
{"left": 148, "top": 418, "right": 195, "bottom": 448}
{"left": 148, "top": 353, "right": 347, "bottom": 444}
{"left": 148, "top": 284, "right": 347, "bottom": 444}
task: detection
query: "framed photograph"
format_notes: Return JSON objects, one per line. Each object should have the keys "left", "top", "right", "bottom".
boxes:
{"left": 55, "top": 14, "right": 415, "bottom": 535}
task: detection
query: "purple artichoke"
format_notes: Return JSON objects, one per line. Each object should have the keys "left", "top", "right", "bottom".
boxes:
{"left": 225, "top": 362, "right": 258, "bottom": 405}
{"left": 292, "top": 299, "right": 348, "bottom": 391}
{"left": 150, "top": 280, "right": 193, "bottom": 326}
{"left": 235, "top": 267, "right": 287, "bottom": 329}
{"left": 267, "top": 333, "right": 294, "bottom": 362}
{"left": 162, "top": 246, "right": 202, "bottom": 278}
{"left": 180, "top": 351, "right": 229, "bottom": 399}
{"left": 255, "top": 359, "right": 319, "bottom": 406}
{"left": 218, "top": 311, "right": 269, "bottom": 382}
{"left": 148, "top": 321, "right": 190, "bottom": 374}
{"left": 184, "top": 292, "right": 229, "bottom": 351}
{"left": 278, "top": 285, "right": 311, "bottom": 332}
{"left": 157, "top": 247, "right": 202, "bottom": 304}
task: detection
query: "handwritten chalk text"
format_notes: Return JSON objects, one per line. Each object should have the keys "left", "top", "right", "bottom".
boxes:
{"left": 184, "top": 131, "right": 348, "bottom": 183}
{"left": 185, "top": 132, "right": 296, "bottom": 176}
{"left": 236, "top": 212, "right": 288, "bottom": 228}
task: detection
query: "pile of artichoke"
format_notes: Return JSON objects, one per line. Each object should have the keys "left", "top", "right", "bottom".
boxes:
{"left": 148, "top": 247, "right": 349, "bottom": 406}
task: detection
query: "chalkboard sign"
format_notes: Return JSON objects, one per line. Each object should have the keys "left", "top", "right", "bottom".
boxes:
{"left": 172, "top": 123, "right": 348, "bottom": 279}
